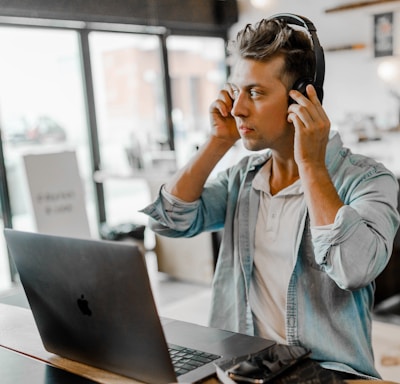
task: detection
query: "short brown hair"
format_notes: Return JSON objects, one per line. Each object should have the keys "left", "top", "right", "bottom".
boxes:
{"left": 228, "top": 18, "right": 316, "bottom": 89}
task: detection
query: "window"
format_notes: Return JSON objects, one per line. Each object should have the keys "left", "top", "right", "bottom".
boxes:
{"left": 0, "top": 26, "right": 229, "bottom": 291}
{"left": 0, "top": 27, "right": 93, "bottom": 288}
{"left": 89, "top": 32, "right": 167, "bottom": 227}
{"left": 167, "top": 36, "right": 227, "bottom": 167}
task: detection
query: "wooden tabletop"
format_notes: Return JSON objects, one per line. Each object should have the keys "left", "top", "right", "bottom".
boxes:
{"left": 0, "top": 303, "right": 398, "bottom": 384}
{"left": 0, "top": 303, "right": 218, "bottom": 384}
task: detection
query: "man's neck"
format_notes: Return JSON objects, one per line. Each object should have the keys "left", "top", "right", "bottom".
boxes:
{"left": 269, "top": 156, "right": 299, "bottom": 195}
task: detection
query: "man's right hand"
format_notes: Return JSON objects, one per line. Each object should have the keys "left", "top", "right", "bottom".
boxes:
{"left": 165, "top": 85, "right": 239, "bottom": 202}
{"left": 209, "top": 84, "right": 241, "bottom": 145}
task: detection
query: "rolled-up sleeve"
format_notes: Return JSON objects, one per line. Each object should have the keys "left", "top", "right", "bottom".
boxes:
{"left": 140, "top": 186, "right": 202, "bottom": 237}
{"left": 311, "top": 173, "right": 400, "bottom": 290}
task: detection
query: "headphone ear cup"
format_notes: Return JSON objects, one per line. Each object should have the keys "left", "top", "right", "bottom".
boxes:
{"left": 292, "top": 78, "right": 313, "bottom": 97}
{"left": 289, "top": 78, "right": 314, "bottom": 105}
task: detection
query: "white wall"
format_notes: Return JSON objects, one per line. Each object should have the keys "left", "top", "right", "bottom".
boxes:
{"left": 229, "top": 0, "right": 400, "bottom": 175}
{"left": 230, "top": 1, "right": 400, "bottom": 127}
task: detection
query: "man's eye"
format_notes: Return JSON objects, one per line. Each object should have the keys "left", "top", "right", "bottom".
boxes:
{"left": 250, "top": 90, "right": 259, "bottom": 97}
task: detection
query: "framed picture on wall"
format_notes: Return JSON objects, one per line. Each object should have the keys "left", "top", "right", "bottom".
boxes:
{"left": 374, "top": 12, "right": 394, "bottom": 58}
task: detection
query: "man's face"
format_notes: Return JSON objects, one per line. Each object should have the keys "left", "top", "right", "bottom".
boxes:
{"left": 230, "top": 56, "right": 293, "bottom": 152}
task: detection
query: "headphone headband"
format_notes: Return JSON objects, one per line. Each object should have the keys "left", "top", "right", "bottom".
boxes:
{"left": 268, "top": 13, "right": 325, "bottom": 103}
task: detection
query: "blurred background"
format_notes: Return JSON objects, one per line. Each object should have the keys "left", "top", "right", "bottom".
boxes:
{"left": 0, "top": 0, "right": 399, "bottom": 295}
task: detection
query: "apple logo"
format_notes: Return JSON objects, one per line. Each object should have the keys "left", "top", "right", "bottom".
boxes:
{"left": 77, "top": 294, "right": 92, "bottom": 316}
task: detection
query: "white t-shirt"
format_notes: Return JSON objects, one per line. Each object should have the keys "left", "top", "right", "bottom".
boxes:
{"left": 249, "top": 160, "right": 304, "bottom": 343}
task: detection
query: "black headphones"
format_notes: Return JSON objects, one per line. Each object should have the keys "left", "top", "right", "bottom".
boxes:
{"left": 268, "top": 13, "right": 325, "bottom": 104}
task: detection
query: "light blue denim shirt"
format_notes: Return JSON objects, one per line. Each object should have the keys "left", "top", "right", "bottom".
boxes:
{"left": 141, "top": 131, "right": 400, "bottom": 379}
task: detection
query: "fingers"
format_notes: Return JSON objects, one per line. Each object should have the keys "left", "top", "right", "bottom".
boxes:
{"left": 287, "top": 85, "right": 330, "bottom": 131}
{"left": 288, "top": 84, "right": 330, "bottom": 166}
{"left": 224, "top": 82, "right": 236, "bottom": 101}
{"left": 209, "top": 84, "right": 240, "bottom": 142}
{"left": 210, "top": 85, "right": 235, "bottom": 118}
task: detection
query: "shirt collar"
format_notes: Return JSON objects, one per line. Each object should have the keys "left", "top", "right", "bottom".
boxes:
{"left": 252, "top": 159, "right": 303, "bottom": 196}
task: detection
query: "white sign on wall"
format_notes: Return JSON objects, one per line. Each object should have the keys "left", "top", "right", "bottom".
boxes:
{"left": 23, "top": 150, "right": 92, "bottom": 239}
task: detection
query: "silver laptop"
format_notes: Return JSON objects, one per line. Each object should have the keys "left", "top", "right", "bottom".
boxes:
{"left": 4, "top": 229, "right": 275, "bottom": 384}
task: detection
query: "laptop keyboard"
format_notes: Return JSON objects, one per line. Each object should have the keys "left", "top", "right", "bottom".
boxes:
{"left": 168, "top": 344, "right": 220, "bottom": 376}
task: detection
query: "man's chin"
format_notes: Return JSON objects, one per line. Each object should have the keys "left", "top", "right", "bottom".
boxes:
{"left": 242, "top": 140, "right": 266, "bottom": 152}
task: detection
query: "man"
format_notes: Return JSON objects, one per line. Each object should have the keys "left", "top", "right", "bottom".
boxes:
{"left": 141, "top": 15, "right": 400, "bottom": 379}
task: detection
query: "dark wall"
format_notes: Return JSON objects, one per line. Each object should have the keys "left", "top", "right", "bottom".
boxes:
{"left": 0, "top": 0, "right": 238, "bottom": 35}
{"left": 375, "top": 179, "right": 400, "bottom": 306}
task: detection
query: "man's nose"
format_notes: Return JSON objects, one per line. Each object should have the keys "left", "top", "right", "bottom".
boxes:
{"left": 231, "top": 93, "right": 248, "bottom": 117}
